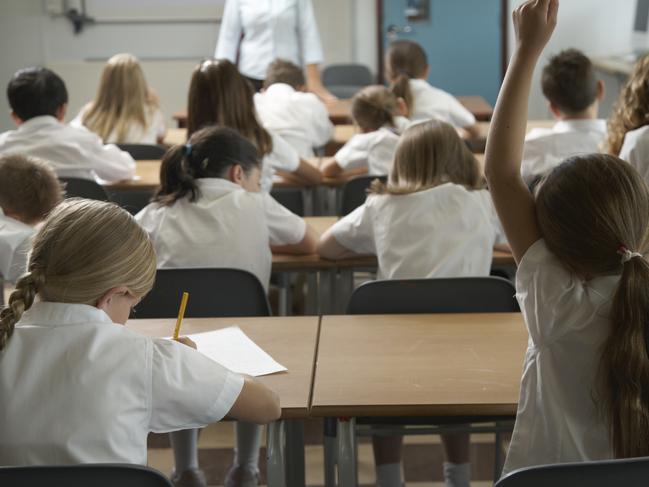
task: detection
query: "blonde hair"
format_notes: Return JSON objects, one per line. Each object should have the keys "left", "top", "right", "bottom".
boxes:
{"left": 0, "top": 199, "right": 156, "bottom": 351}
{"left": 372, "top": 120, "right": 481, "bottom": 195}
{"left": 604, "top": 53, "right": 649, "bottom": 155}
{"left": 351, "top": 85, "right": 397, "bottom": 132}
{"left": 535, "top": 154, "right": 649, "bottom": 458}
{"left": 82, "top": 53, "right": 158, "bottom": 143}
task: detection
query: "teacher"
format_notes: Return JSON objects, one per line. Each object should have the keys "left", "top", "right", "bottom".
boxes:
{"left": 215, "top": 0, "right": 335, "bottom": 100}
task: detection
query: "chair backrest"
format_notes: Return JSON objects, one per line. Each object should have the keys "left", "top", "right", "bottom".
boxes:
{"left": 59, "top": 177, "right": 110, "bottom": 201}
{"left": 495, "top": 457, "right": 649, "bottom": 487}
{"left": 347, "top": 277, "right": 518, "bottom": 314}
{"left": 134, "top": 268, "right": 271, "bottom": 319}
{"left": 322, "top": 64, "right": 373, "bottom": 87}
{"left": 117, "top": 144, "right": 167, "bottom": 160}
{"left": 339, "top": 175, "right": 387, "bottom": 216}
{"left": 108, "top": 189, "right": 155, "bottom": 215}
{"left": 0, "top": 464, "right": 172, "bottom": 487}
{"left": 270, "top": 187, "right": 304, "bottom": 216}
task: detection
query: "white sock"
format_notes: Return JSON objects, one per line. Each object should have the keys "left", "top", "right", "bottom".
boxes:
{"left": 376, "top": 462, "right": 403, "bottom": 487}
{"left": 443, "top": 462, "right": 471, "bottom": 487}
{"left": 233, "top": 421, "right": 262, "bottom": 472}
{"left": 170, "top": 428, "right": 200, "bottom": 472}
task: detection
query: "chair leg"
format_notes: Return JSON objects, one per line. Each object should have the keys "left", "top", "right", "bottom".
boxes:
{"left": 267, "top": 421, "right": 287, "bottom": 487}
{"left": 493, "top": 429, "right": 503, "bottom": 482}
{"left": 337, "top": 418, "right": 357, "bottom": 487}
{"left": 324, "top": 418, "right": 338, "bottom": 487}
{"left": 285, "top": 420, "right": 306, "bottom": 487}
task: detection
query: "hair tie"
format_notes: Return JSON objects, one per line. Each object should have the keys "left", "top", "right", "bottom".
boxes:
{"left": 617, "top": 245, "right": 643, "bottom": 264}
{"left": 182, "top": 143, "right": 192, "bottom": 157}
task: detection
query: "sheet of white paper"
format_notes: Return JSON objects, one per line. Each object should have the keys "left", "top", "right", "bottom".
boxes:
{"left": 186, "top": 326, "right": 287, "bottom": 377}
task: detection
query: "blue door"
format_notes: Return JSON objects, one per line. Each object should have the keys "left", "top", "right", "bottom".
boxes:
{"left": 382, "top": 0, "right": 503, "bottom": 105}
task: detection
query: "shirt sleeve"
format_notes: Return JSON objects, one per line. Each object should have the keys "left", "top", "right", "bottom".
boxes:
{"left": 262, "top": 193, "right": 306, "bottom": 245}
{"left": 297, "top": 0, "right": 324, "bottom": 65}
{"left": 267, "top": 132, "right": 301, "bottom": 172}
{"left": 149, "top": 338, "right": 244, "bottom": 432}
{"left": 446, "top": 95, "right": 476, "bottom": 128}
{"left": 76, "top": 127, "right": 136, "bottom": 183}
{"left": 329, "top": 203, "right": 376, "bottom": 255}
{"left": 151, "top": 108, "right": 167, "bottom": 140}
{"left": 334, "top": 133, "right": 372, "bottom": 170}
{"left": 215, "top": 0, "right": 242, "bottom": 61}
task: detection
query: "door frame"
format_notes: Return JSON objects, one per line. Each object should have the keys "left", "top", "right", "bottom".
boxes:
{"left": 376, "top": 0, "right": 509, "bottom": 84}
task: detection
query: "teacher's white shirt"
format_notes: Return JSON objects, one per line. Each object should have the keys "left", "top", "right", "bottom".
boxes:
{"left": 216, "top": 0, "right": 324, "bottom": 80}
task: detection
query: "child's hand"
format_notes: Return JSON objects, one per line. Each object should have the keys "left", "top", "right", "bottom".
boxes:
{"left": 175, "top": 336, "right": 197, "bottom": 349}
{"left": 513, "top": 0, "right": 558, "bottom": 56}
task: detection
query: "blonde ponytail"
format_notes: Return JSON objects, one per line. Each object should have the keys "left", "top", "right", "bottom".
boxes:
{"left": 0, "top": 270, "right": 44, "bottom": 350}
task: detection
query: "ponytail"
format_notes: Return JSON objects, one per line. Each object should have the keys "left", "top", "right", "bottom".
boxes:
{"left": 390, "top": 74, "right": 413, "bottom": 116}
{"left": 0, "top": 269, "right": 44, "bottom": 351}
{"left": 153, "top": 144, "right": 200, "bottom": 206}
{"left": 600, "top": 254, "right": 649, "bottom": 457}
{"left": 386, "top": 39, "right": 428, "bottom": 117}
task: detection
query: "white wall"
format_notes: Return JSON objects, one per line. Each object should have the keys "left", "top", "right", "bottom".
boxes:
{"left": 507, "top": 0, "right": 635, "bottom": 119}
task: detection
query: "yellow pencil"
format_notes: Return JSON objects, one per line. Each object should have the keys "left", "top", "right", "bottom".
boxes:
{"left": 173, "top": 292, "right": 189, "bottom": 340}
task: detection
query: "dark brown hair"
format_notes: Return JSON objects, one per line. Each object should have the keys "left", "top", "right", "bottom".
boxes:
{"left": 263, "top": 59, "right": 306, "bottom": 90}
{"left": 536, "top": 154, "right": 649, "bottom": 458}
{"left": 187, "top": 59, "right": 272, "bottom": 156}
{"left": 351, "top": 85, "right": 397, "bottom": 132}
{"left": 0, "top": 154, "right": 63, "bottom": 224}
{"left": 541, "top": 49, "right": 598, "bottom": 115}
{"left": 7, "top": 67, "right": 68, "bottom": 121}
{"left": 386, "top": 40, "right": 428, "bottom": 113}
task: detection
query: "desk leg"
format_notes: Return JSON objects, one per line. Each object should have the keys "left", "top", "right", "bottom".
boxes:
{"left": 337, "top": 269, "right": 354, "bottom": 314}
{"left": 337, "top": 418, "right": 357, "bottom": 487}
{"left": 324, "top": 418, "right": 338, "bottom": 487}
{"left": 305, "top": 272, "right": 319, "bottom": 315}
{"left": 277, "top": 273, "right": 291, "bottom": 316}
{"left": 318, "top": 269, "right": 336, "bottom": 315}
{"left": 285, "top": 420, "right": 306, "bottom": 487}
{"left": 267, "top": 420, "right": 287, "bottom": 487}
{"left": 303, "top": 188, "right": 314, "bottom": 217}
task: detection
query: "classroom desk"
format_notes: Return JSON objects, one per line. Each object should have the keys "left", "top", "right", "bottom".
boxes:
{"left": 128, "top": 316, "right": 320, "bottom": 487}
{"left": 312, "top": 312, "right": 526, "bottom": 487}
{"left": 106, "top": 159, "right": 161, "bottom": 191}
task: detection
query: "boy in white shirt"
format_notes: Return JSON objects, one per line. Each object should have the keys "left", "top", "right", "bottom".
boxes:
{"left": 0, "top": 67, "right": 135, "bottom": 183}
{"left": 0, "top": 154, "right": 63, "bottom": 283}
{"left": 521, "top": 49, "right": 606, "bottom": 185}
{"left": 254, "top": 59, "right": 333, "bottom": 158}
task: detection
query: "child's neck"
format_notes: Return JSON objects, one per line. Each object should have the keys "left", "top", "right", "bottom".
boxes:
{"left": 555, "top": 104, "right": 598, "bottom": 122}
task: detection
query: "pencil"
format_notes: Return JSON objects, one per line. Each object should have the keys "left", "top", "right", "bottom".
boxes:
{"left": 173, "top": 291, "right": 189, "bottom": 340}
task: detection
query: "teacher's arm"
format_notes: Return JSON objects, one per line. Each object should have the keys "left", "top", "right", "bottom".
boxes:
{"left": 215, "top": 0, "right": 242, "bottom": 62}
{"left": 299, "top": 0, "right": 337, "bottom": 102}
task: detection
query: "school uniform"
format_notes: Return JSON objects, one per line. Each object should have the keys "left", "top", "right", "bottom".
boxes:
{"left": 409, "top": 79, "right": 476, "bottom": 128}
{"left": 135, "top": 178, "right": 305, "bottom": 289}
{"left": 329, "top": 183, "right": 497, "bottom": 279}
{"left": 502, "top": 239, "right": 615, "bottom": 475}
{"left": 254, "top": 83, "right": 333, "bottom": 158}
{"left": 0, "top": 116, "right": 135, "bottom": 183}
{"left": 71, "top": 103, "right": 167, "bottom": 145}
{"left": 0, "top": 209, "right": 34, "bottom": 283}
{"left": 521, "top": 119, "right": 607, "bottom": 185}
{"left": 619, "top": 125, "right": 649, "bottom": 183}
{"left": 260, "top": 131, "right": 302, "bottom": 192}
{"left": 334, "top": 127, "right": 400, "bottom": 176}
{"left": 0, "top": 301, "right": 243, "bottom": 465}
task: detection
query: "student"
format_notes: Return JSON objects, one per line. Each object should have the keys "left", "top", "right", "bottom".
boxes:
{"left": 606, "top": 53, "right": 649, "bottom": 182}
{"left": 0, "top": 67, "right": 135, "bottom": 183}
{"left": 321, "top": 85, "right": 407, "bottom": 178}
{"left": 254, "top": 59, "right": 333, "bottom": 158}
{"left": 187, "top": 59, "right": 322, "bottom": 192}
{"left": 0, "top": 154, "right": 63, "bottom": 283}
{"left": 319, "top": 120, "right": 500, "bottom": 487}
{"left": 0, "top": 198, "right": 280, "bottom": 465}
{"left": 386, "top": 39, "right": 480, "bottom": 138}
{"left": 486, "top": 0, "right": 649, "bottom": 475}
{"left": 521, "top": 49, "right": 606, "bottom": 185}
{"left": 136, "top": 126, "right": 317, "bottom": 487}
{"left": 71, "top": 53, "right": 166, "bottom": 145}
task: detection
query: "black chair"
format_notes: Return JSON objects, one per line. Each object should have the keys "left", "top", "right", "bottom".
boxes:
{"left": 134, "top": 268, "right": 271, "bottom": 319}
{"left": 338, "top": 175, "right": 387, "bottom": 216}
{"left": 271, "top": 187, "right": 305, "bottom": 216}
{"left": 117, "top": 144, "right": 167, "bottom": 160}
{"left": 0, "top": 464, "right": 172, "bottom": 487}
{"left": 59, "top": 177, "right": 110, "bottom": 201}
{"left": 495, "top": 457, "right": 649, "bottom": 487}
{"left": 322, "top": 64, "right": 374, "bottom": 99}
{"left": 108, "top": 189, "right": 155, "bottom": 215}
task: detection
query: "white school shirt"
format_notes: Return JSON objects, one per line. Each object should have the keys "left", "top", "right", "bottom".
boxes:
{"left": 502, "top": 239, "right": 616, "bottom": 476}
{"left": 334, "top": 127, "right": 400, "bottom": 176}
{"left": 409, "top": 79, "right": 476, "bottom": 128}
{"left": 215, "top": 0, "right": 324, "bottom": 80}
{"left": 0, "top": 116, "right": 135, "bottom": 183}
{"left": 619, "top": 125, "right": 649, "bottom": 183}
{"left": 71, "top": 103, "right": 167, "bottom": 145}
{"left": 521, "top": 119, "right": 607, "bottom": 185}
{"left": 0, "top": 209, "right": 35, "bottom": 283}
{"left": 0, "top": 301, "right": 243, "bottom": 465}
{"left": 254, "top": 83, "right": 333, "bottom": 158}
{"left": 330, "top": 183, "right": 497, "bottom": 279}
{"left": 135, "top": 178, "right": 305, "bottom": 290}
{"left": 260, "top": 131, "right": 301, "bottom": 192}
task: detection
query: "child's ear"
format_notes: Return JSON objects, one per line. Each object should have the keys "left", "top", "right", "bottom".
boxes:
{"left": 548, "top": 101, "right": 563, "bottom": 119}
{"left": 396, "top": 97, "right": 409, "bottom": 117}
{"left": 228, "top": 164, "right": 245, "bottom": 185}
{"left": 296, "top": 84, "right": 307, "bottom": 92}
{"left": 10, "top": 111, "right": 23, "bottom": 126}
{"left": 596, "top": 79, "right": 605, "bottom": 102}
{"left": 56, "top": 103, "right": 67, "bottom": 122}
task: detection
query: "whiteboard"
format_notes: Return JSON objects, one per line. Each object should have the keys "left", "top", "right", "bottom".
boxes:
{"left": 85, "top": 0, "right": 225, "bottom": 22}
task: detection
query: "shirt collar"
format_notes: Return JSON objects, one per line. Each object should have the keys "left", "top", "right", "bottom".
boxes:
{"left": 17, "top": 301, "right": 114, "bottom": 328}
{"left": 265, "top": 83, "right": 297, "bottom": 96}
{"left": 16, "top": 115, "right": 62, "bottom": 132}
{"left": 195, "top": 178, "right": 244, "bottom": 195}
{"left": 553, "top": 119, "right": 606, "bottom": 134}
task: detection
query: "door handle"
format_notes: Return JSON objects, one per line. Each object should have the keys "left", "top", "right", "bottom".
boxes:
{"left": 386, "top": 24, "right": 413, "bottom": 40}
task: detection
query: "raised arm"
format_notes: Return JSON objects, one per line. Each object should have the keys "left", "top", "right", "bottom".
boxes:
{"left": 484, "top": 0, "right": 558, "bottom": 263}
